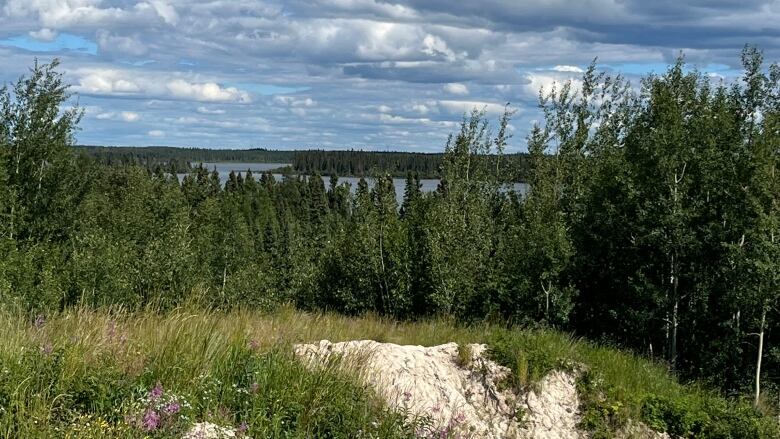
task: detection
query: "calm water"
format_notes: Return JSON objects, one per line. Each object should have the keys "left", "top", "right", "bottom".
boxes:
{"left": 181, "top": 162, "right": 528, "bottom": 201}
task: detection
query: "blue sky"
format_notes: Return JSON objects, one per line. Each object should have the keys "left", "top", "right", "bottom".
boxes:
{"left": 1, "top": 0, "right": 778, "bottom": 152}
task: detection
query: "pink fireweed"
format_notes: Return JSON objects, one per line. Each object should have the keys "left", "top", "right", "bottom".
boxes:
{"left": 149, "top": 382, "right": 164, "bottom": 401}
{"left": 163, "top": 401, "right": 181, "bottom": 415}
{"left": 142, "top": 409, "right": 161, "bottom": 431}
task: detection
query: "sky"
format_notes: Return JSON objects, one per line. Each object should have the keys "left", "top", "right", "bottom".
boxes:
{"left": 1, "top": 1, "right": 779, "bottom": 152}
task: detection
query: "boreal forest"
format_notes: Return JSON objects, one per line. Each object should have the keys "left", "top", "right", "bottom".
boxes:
{"left": 1, "top": 47, "right": 779, "bottom": 437}
{"left": 77, "top": 145, "right": 531, "bottom": 180}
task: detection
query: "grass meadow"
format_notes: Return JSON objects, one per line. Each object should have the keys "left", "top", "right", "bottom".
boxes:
{"left": 0, "top": 305, "right": 776, "bottom": 438}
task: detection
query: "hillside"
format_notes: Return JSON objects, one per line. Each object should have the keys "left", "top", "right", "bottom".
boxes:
{"left": 1, "top": 307, "right": 776, "bottom": 438}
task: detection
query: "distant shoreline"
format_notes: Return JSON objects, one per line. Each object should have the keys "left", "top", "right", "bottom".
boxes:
{"left": 74, "top": 145, "right": 530, "bottom": 181}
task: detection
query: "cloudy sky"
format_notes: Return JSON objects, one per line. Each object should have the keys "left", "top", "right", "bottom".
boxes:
{"left": 1, "top": 0, "right": 778, "bottom": 151}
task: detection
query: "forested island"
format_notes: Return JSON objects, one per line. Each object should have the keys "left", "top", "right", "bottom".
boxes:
{"left": 1, "top": 49, "right": 779, "bottom": 438}
{"left": 77, "top": 145, "right": 532, "bottom": 180}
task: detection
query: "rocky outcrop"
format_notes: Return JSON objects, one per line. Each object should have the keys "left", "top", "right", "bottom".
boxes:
{"left": 183, "top": 422, "right": 243, "bottom": 439}
{"left": 294, "top": 340, "right": 586, "bottom": 438}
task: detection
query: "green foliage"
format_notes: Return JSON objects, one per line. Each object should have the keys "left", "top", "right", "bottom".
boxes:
{"left": 640, "top": 395, "right": 779, "bottom": 438}
{"left": 1, "top": 52, "right": 780, "bottom": 436}
{"left": 0, "top": 309, "right": 421, "bottom": 438}
{"left": 455, "top": 343, "right": 473, "bottom": 368}
{"left": 576, "top": 369, "right": 630, "bottom": 438}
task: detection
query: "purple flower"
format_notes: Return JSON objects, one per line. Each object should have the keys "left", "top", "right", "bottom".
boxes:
{"left": 142, "top": 409, "right": 160, "bottom": 431}
{"left": 149, "top": 382, "right": 164, "bottom": 400}
{"left": 237, "top": 421, "right": 248, "bottom": 435}
{"left": 249, "top": 382, "right": 260, "bottom": 394}
{"left": 163, "top": 401, "right": 181, "bottom": 415}
{"left": 34, "top": 314, "right": 46, "bottom": 328}
{"left": 402, "top": 391, "right": 412, "bottom": 402}
{"left": 248, "top": 339, "right": 260, "bottom": 351}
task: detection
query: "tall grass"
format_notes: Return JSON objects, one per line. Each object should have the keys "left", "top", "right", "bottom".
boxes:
{"left": 0, "top": 305, "right": 419, "bottom": 438}
{"left": 0, "top": 305, "right": 776, "bottom": 438}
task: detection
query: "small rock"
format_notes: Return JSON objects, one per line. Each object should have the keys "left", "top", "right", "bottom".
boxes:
{"left": 182, "top": 422, "right": 246, "bottom": 439}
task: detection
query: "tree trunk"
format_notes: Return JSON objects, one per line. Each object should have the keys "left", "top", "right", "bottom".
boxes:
{"left": 755, "top": 304, "right": 766, "bottom": 407}
{"left": 378, "top": 225, "right": 389, "bottom": 313}
{"left": 668, "top": 253, "right": 680, "bottom": 370}
{"left": 541, "top": 280, "right": 551, "bottom": 321}
{"left": 671, "top": 296, "right": 678, "bottom": 370}
{"left": 221, "top": 265, "right": 227, "bottom": 298}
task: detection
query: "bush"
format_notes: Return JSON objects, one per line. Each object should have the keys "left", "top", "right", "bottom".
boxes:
{"left": 641, "top": 395, "right": 779, "bottom": 438}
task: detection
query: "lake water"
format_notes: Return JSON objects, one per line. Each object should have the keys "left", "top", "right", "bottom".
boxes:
{"left": 181, "top": 162, "right": 528, "bottom": 202}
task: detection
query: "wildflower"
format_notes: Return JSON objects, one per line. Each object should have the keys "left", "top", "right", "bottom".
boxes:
{"left": 149, "top": 382, "right": 164, "bottom": 401}
{"left": 247, "top": 339, "right": 259, "bottom": 351}
{"left": 141, "top": 409, "right": 160, "bottom": 431}
{"left": 163, "top": 402, "right": 181, "bottom": 415}
{"left": 402, "top": 391, "right": 412, "bottom": 402}
{"left": 237, "top": 421, "right": 248, "bottom": 435}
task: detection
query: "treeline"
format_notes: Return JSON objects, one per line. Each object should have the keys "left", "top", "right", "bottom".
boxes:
{"left": 1, "top": 52, "right": 779, "bottom": 405}
{"left": 292, "top": 150, "right": 442, "bottom": 178}
{"left": 76, "top": 145, "right": 296, "bottom": 172}
{"left": 290, "top": 150, "right": 531, "bottom": 180}
{"left": 77, "top": 146, "right": 532, "bottom": 180}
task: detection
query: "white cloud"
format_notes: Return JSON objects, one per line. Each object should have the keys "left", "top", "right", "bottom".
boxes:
{"left": 3, "top": 0, "right": 146, "bottom": 28}
{"left": 408, "top": 103, "right": 430, "bottom": 114}
{"left": 73, "top": 69, "right": 251, "bottom": 103}
{"left": 76, "top": 70, "right": 141, "bottom": 94}
{"left": 96, "top": 30, "right": 147, "bottom": 56}
{"left": 522, "top": 73, "right": 583, "bottom": 99}
{"left": 166, "top": 80, "right": 251, "bottom": 103}
{"left": 1, "top": 0, "right": 772, "bottom": 150}
{"left": 120, "top": 111, "right": 140, "bottom": 122}
{"left": 28, "top": 27, "right": 57, "bottom": 41}
{"left": 95, "top": 110, "right": 140, "bottom": 122}
{"left": 443, "top": 83, "right": 469, "bottom": 95}
{"left": 552, "top": 65, "right": 584, "bottom": 73}
{"left": 148, "top": 130, "right": 164, "bottom": 137}
{"left": 197, "top": 106, "right": 226, "bottom": 115}
{"left": 421, "top": 34, "right": 459, "bottom": 61}
{"left": 274, "top": 96, "right": 316, "bottom": 107}
{"left": 437, "top": 100, "right": 507, "bottom": 115}
{"left": 148, "top": 0, "right": 178, "bottom": 25}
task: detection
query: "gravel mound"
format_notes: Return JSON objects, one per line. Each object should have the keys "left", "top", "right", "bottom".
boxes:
{"left": 294, "top": 340, "right": 586, "bottom": 438}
